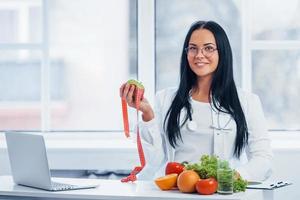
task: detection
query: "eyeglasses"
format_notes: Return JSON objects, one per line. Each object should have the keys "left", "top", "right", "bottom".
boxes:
{"left": 185, "top": 45, "right": 218, "bottom": 57}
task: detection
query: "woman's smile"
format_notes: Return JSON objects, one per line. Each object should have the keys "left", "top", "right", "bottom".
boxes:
{"left": 195, "top": 61, "right": 209, "bottom": 67}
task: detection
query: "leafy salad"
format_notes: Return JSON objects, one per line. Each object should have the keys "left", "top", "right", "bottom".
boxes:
{"left": 184, "top": 155, "right": 248, "bottom": 192}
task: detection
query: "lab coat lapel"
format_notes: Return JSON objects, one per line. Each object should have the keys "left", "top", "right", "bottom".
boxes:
{"left": 168, "top": 109, "right": 187, "bottom": 161}
{"left": 167, "top": 109, "right": 186, "bottom": 162}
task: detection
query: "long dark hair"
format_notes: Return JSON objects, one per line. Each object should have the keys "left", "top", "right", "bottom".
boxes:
{"left": 163, "top": 21, "right": 248, "bottom": 158}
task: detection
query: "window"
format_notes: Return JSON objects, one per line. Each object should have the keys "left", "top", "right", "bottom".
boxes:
{"left": 0, "top": 0, "right": 299, "bottom": 132}
{"left": 0, "top": 0, "right": 138, "bottom": 131}
{"left": 252, "top": 50, "right": 300, "bottom": 129}
{"left": 0, "top": 0, "right": 43, "bottom": 130}
{"left": 249, "top": 0, "right": 300, "bottom": 130}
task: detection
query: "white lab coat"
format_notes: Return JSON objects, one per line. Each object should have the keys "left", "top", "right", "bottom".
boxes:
{"left": 135, "top": 87, "right": 273, "bottom": 181}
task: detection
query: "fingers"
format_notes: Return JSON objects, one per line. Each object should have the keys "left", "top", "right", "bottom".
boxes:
{"left": 120, "top": 83, "right": 136, "bottom": 105}
{"left": 120, "top": 83, "right": 131, "bottom": 100}
{"left": 127, "top": 85, "right": 135, "bottom": 103}
{"left": 123, "top": 84, "right": 130, "bottom": 100}
{"left": 119, "top": 83, "right": 126, "bottom": 98}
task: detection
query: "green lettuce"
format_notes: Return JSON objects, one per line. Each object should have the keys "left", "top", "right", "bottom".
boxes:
{"left": 184, "top": 155, "right": 248, "bottom": 192}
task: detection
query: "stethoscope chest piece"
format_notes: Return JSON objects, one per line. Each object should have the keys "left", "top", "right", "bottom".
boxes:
{"left": 187, "top": 120, "right": 197, "bottom": 132}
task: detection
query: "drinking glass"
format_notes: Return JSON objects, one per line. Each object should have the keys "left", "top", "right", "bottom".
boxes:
{"left": 217, "top": 159, "right": 233, "bottom": 194}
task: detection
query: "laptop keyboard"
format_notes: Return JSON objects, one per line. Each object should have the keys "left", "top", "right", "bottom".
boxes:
{"left": 51, "top": 182, "right": 79, "bottom": 191}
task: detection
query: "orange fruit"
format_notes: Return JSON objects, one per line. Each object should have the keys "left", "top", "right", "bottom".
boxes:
{"left": 154, "top": 173, "right": 178, "bottom": 190}
{"left": 177, "top": 170, "right": 200, "bottom": 193}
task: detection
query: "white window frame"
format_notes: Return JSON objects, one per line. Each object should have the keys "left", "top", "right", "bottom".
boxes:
{"left": 138, "top": 0, "right": 155, "bottom": 105}
{"left": 242, "top": 0, "right": 300, "bottom": 132}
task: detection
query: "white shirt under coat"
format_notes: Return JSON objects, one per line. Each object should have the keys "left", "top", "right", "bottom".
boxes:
{"left": 134, "top": 87, "right": 273, "bottom": 181}
{"left": 174, "top": 100, "right": 214, "bottom": 164}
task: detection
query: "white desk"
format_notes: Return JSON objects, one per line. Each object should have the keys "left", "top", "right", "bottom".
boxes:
{"left": 0, "top": 176, "right": 269, "bottom": 200}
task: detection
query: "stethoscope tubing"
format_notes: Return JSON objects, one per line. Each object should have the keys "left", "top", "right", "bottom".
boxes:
{"left": 186, "top": 112, "right": 232, "bottom": 132}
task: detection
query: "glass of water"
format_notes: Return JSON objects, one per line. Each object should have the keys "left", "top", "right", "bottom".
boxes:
{"left": 217, "top": 159, "right": 233, "bottom": 194}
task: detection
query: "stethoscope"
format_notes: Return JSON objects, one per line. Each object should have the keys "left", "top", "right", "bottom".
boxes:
{"left": 186, "top": 110, "right": 232, "bottom": 132}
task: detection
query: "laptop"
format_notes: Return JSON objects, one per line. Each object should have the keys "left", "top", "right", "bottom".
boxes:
{"left": 5, "top": 132, "right": 99, "bottom": 191}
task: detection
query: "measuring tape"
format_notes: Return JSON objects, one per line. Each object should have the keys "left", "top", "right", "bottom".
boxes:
{"left": 121, "top": 80, "right": 146, "bottom": 182}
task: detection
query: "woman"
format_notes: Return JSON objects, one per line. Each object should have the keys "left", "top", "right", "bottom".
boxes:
{"left": 120, "top": 20, "right": 273, "bottom": 181}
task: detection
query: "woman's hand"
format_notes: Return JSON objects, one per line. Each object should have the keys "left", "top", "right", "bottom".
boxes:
{"left": 119, "top": 82, "right": 154, "bottom": 122}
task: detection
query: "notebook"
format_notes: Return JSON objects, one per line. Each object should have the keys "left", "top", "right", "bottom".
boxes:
{"left": 5, "top": 132, "right": 99, "bottom": 191}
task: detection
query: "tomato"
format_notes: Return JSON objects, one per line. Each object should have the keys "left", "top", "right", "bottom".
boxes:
{"left": 195, "top": 178, "right": 218, "bottom": 195}
{"left": 165, "top": 162, "right": 185, "bottom": 175}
